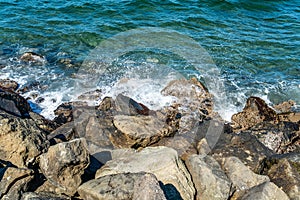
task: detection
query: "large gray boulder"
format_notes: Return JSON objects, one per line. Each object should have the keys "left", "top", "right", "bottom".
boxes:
{"left": 78, "top": 172, "right": 166, "bottom": 200}
{"left": 95, "top": 146, "right": 195, "bottom": 200}
{"left": 186, "top": 154, "right": 232, "bottom": 200}
{"left": 241, "top": 182, "right": 290, "bottom": 200}
{"left": 39, "top": 138, "right": 90, "bottom": 196}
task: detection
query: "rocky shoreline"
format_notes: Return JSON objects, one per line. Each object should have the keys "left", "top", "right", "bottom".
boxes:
{"left": 0, "top": 77, "right": 299, "bottom": 200}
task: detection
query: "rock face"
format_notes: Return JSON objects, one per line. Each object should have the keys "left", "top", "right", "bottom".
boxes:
{"left": 0, "top": 87, "right": 31, "bottom": 117}
{"left": 241, "top": 182, "right": 290, "bottom": 200}
{"left": 39, "top": 138, "right": 90, "bottom": 196}
{"left": 0, "top": 114, "right": 49, "bottom": 168}
{"left": 78, "top": 172, "right": 166, "bottom": 200}
{"left": 95, "top": 146, "right": 195, "bottom": 200}
{"left": 231, "top": 96, "right": 277, "bottom": 132}
{"left": 186, "top": 154, "right": 232, "bottom": 200}
{"left": 0, "top": 167, "right": 34, "bottom": 200}
{"left": 222, "top": 157, "right": 269, "bottom": 191}
{"left": 113, "top": 115, "right": 170, "bottom": 148}
{"left": 267, "top": 158, "right": 300, "bottom": 200}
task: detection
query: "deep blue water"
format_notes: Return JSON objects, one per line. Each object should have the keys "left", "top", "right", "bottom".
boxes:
{"left": 0, "top": 0, "right": 299, "bottom": 119}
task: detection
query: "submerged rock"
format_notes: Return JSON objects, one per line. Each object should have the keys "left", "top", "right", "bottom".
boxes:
{"left": 95, "top": 146, "right": 195, "bottom": 200}
{"left": 186, "top": 154, "right": 232, "bottom": 200}
{"left": 0, "top": 87, "right": 31, "bottom": 118}
{"left": 20, "top": 52, "right": 46, "bottom": 65}
{"left": 78, "top": 172, "right": 166, "bottom": 200}
{"left": 39, "top": 138, "right": 90, "bottom": 196}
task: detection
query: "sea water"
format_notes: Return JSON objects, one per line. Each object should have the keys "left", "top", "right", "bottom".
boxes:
{"left": 0, "top": 0, "right": 299, "bottom": 121}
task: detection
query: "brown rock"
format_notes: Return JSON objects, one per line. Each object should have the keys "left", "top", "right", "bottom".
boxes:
{"left": 53, "top": 102, "right": 73, "bottom": 125}
{"left": 20, "top": 52, "right": 46, "bottom": 65}
{"left": 78, "top": 172, "right": 166, "bottom": 200}
{"left": 0, "top": 79, "right": 18, "bottom": 91}
{"left": 267, "top": 159, "right": 300, "bottom": 200}
{"left": 39, "top": 138, "right": 90, "bottom": 196}
{"left": 0, "top": 114, "right": 49, "bottom": 168}
{"left": 274, "top": 100, "right": 296, "bottom": 113}
{"left": 231, "top": 96, "right": 277, "bottom": 132}
{"left": 0, "top": 167, "right": 34, "bottom": 200}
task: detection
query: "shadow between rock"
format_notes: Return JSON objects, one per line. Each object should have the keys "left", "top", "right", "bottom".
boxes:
{"left": 159, "top": 181, "right": 183, "bottom": 200}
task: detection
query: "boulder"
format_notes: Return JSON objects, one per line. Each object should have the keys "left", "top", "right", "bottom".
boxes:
{"left": 0, "top": 87, "right": 31, "bottom": 118}
{"left": 211, "top": 131, "right": 273, "bottom": 173}
{"left": 242, "top": 121, "right": 300, "bottom": 154}
{"left": 78, "top": 172, "right": 166, "bottom": 200}
{"left": 113, "top": 115, "right": 172, "bottom": 148}
{"left": 161, "top": 78, "right": 214, "bottom": 134}
{"left": 0, "top": 113, "right": 49, "bottom": 168}
{"left": 273, "top": 100, "right": 295, "bottom": 113}
{"left": 267, "top": 158, "right": 300, "bottom": 200}
{"left": 115, "top": 94, "right": 151, "bottom": 116}
{"left": 241, "top": 182, "right": 290, "bottom": 200}
{"left": 39, "top": 138, "right": 90, "bottom": 196}
{"left": 186, "top": 154, "right": 232, "bottom": 200}
{"left": 22, "top": 192, "right": 69, "bottom": 200}
{"left": 53, "top": 102, "right": 74, "bottom": 125}
{"left": 222, "top": 157, "right": 269, "bottom": 192}
{"left": 231, "top": 96, "right": 277, "bottom": 132}
{"left": 0, "top": 79, "right": 18, "bottom": 91}
{"left": 0, "top": 167, "right": 34, "bottom": 200}
{"left": 95, "top": 146, "right": 195, "bottom": 200}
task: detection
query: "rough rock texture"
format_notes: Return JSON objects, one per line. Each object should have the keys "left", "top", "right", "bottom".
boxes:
{"left": 20, "top": 52, "right": 46, "bottom": 65}
{"left": 39, "top": 138, "right": 90, "bottom": 196}
{"left": 0, "top": 113, "right": 49, "bottom": 168}
{"left": 95, "top": 146, "right": 195, "bottom": 200}
{"left": 78, "top": 172, "right": 166, "bottom": 200}
{"left": 0, "top": 87, "right": 31, "bottom": 117}
{"left": 0, "top": 167, "right": 34, "bottom": 200}
{"left": 231, "top": 96, "right": 277, "bottom": 132}
{"left": 115, "top": 94, "right": 151, "bottom": 116}
{"left": 161, "top": 78, "right": 213, "bottom": 134}
{"left": 22, "top": 192, "right": 69, "bottom": 200}
{"left": 211, "top": 131, "right": 273, "bottom": 173}
{"left": 113, "top": 115, "right": 171, "bottom": 148}
{"left": 53, "top": 102, "right": 74, "bottom": 125}
{"left": 243, "top": 121, "right": 300, "bottom": 154}
{"left": 222, "top": 157, "right": 269, "bottom": 192}
{"left": 274, "top": 100, "right": 295, "bottom": 113}
{"left": 186, "top": 154, "right": 232, "bottom": 200}
{"left": 0, "top": 79, "right": 18, "bottom": 91}
{"left": 267, "top": 158, "right": 300, "bottom": 200}
{"left": 241, "top": 181, "right": 290, "bottom": 200}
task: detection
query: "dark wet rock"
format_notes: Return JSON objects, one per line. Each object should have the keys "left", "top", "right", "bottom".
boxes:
{"left": 78, "top": 172, "right": 166, "bottom": 200}
{"left": 22, "top": 192, "right": 69, "bottom": 200}
{"left": 77, "top": 89, "right": 102, "bottom": 101}
{"left": 0, "top": 78, "right": 18, "bottom": 91}
{"left": 17, "top": 81, "right": 48, "bottom": 94}
{"left": 20, "top": 52, "right": 46, "bottom": 65}
{"left": 231, "top": 96, "right": 277, "bottom": 132}
{"left": 267, "top": 158, "right": 300, "bottom": 200}
{"left": 0, "top": 87, "right": 31, "bottom": 118}
{"left": 29, "top": 111, "right": 58, "bottom": 133}
{"left": 0, "top": 113, "right": 49, "bottom": 168}
{"left": 47, "top": 122, "right": 77, "bottom": 145}
{"left": 240, "top": 181, "right": 289, "bottom": 200}
{"left": 211, "top": 131, "right": 273, "bottom": 173}
{"left": 97, "top": 96, "right": 114, "bottom": 111}
{"left": 222, "top": 156, "right": 269, "bottom": 193}
{"left": 53, "top": 102, "right": 74, "bottom": 125}
{"left": 186, "top": 154, "right": 232, "bottom": 200}
{"left": 39, "top": 138, "right": 90, "bottom": 196}
{"left": 0, "top": 167, "right": 34, "bottom": 200}
{"left": 242, "top": 121, "right": 300, "bottom": 154}
{"left": 95, "top": 146, "right": 195, "bottom": 200}
{"left": 115, "top": 94, "right": 151, "bottom": 116}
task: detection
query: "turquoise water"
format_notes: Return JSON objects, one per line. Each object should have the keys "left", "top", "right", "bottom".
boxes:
{"left": 0, "top": 0, "right": 299, "bottom": 119}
